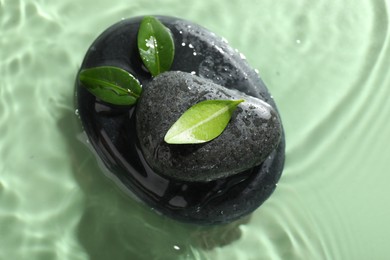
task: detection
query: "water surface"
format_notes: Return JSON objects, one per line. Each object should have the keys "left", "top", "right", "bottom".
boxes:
{"left": 1, "top": 0, "right": 390, "bottom": 259}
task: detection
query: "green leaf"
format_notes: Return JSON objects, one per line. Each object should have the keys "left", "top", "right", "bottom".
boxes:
{"left": 137, "top": 16, "right": 175, "bottom": 77}
{"left": 164, "top": 99, "right": 244, "bottom": 144}
{"left": 79, "top": 66, "right": 142, "bottom": 106}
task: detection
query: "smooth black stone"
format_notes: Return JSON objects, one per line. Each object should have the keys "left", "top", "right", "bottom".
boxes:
{"left": 136, "top": 71, "right": 282, "bottom": 182}
{"left": 75, "top": 16, "right": 285, "bottom": 225}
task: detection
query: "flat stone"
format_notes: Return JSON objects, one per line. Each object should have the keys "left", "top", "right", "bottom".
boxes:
{"left": 76, "top": 16, "right": 285, "bottom": 225}
{"left": 136, "top": 71, "right": 282, "bottom": 182}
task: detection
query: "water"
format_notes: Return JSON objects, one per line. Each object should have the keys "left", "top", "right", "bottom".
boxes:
{"left": 1, "top": 0, "right": 390, "bottom": 259}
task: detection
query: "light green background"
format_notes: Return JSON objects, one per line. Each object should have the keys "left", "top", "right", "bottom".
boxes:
{"left": 1, "top": 0, "right": 390, "bottom": 259}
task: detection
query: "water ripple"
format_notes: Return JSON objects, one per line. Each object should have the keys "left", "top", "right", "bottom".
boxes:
{"left": 280, "top": 0, "right": 389, "bottom": 183}
{"left": 1, "top": 0, "right": 390, "bottom": 259}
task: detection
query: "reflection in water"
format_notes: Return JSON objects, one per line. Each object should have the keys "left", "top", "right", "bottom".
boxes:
{"left": 60, "top": 110, "right": 247, "bottom": 259}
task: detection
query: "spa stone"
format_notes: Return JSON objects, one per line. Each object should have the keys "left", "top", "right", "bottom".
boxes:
{"left": 76, "top": 16, "right": 285, "bottom": 224}
{"left": 136, "top": 71, "right": 282, "bottom": 182}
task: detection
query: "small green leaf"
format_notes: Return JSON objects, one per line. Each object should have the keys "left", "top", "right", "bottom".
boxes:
{"left": 79, "top": 66, "right": 142, "bottom": 106}
{"left": 164, "top": 99, "right": 244, "bottom": 144}
{"left": 137, "top": 16, "right": 175, "bottom": 77}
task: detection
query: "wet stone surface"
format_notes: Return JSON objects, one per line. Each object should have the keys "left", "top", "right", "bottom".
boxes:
{"left": 76, "top": 16, "right": 285, "bottom": 225}
{"left": 136, "top": 71, "right": 282, "bottom": 182}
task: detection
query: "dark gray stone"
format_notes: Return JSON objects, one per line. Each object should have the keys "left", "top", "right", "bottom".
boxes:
{"left": 76, "top": 16, "right": 285, "bottom": 225}
{"left": 136, "top": 71, "right": 282, "bottom": 182}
